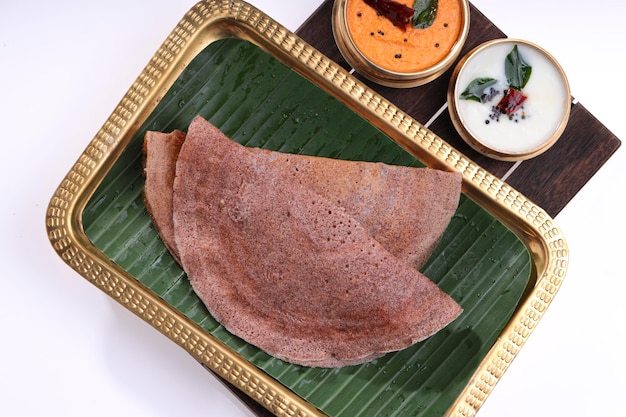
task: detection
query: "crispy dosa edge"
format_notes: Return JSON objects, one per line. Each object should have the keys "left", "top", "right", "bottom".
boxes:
{"left": 142, "top": 130, "right": 185, "bottom": 264}
{"left": 171, "top": 117, "right": 462, "bottom": 367}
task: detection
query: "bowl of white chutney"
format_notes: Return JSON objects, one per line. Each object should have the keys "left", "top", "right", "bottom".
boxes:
{"left": 447, "top": 38, "right": 571, "bottom": 161}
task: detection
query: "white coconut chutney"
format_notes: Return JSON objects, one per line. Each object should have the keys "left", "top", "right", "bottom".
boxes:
{"left": 454, "top": 40, "right": 570, "bottom": 157}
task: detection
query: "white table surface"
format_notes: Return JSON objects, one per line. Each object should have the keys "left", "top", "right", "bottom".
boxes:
{"left": 2, "top": 1, "right": 624, "bottom": 416}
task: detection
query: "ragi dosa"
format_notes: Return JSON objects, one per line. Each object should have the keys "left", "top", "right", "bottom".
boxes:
{"left": 170, "top": 118, "right": 463, "bottom": 367}
{"left": 143, "top": 116, "right": 462, "bottom": 269}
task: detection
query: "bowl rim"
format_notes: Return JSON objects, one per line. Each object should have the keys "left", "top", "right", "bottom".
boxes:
{"left": 332, "top": 0, "right": 471, "bottom": 88}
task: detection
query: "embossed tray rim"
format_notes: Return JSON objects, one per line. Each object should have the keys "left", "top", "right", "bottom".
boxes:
{"left": 45, "top": 1, "right": 568, "bottom": 416}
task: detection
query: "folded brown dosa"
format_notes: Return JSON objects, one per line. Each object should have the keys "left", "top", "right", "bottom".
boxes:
{"left": 171, "top": 119, "right": 463, "bottom": 367}
{"left": 143, "top": 116, "right": 462, "bottom": 269}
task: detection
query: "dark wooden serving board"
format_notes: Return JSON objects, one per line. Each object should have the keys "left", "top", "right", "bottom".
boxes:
{"left": 210, "top": 1, "right": 622, "bottom": 415}
{"left": 297, "top": 0, "right": 621, "bottom": 218}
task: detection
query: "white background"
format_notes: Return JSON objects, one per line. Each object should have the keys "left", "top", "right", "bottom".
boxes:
{"left": 1, "top": 1, "right": 624, "bottom": 416}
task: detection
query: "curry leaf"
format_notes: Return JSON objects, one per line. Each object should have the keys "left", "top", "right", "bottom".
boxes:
{"left": 505, "top": 45, "right": 532, "bottom": 90}
{"left": 412, "top": 0, "right": 438, "bottom": 29}
{"left": 460, "top": 78, "right": 497, "bottom": 102}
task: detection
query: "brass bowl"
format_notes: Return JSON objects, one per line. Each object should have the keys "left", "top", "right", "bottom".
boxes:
{"left": 332, "top": 0, "right": 470, "bottom": 88}
{"left": 448, "top": 38, "right": 571, "bottom": 161}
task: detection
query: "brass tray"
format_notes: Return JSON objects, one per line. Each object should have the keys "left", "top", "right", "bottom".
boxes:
{"left": 46, "top": 1, "right": 568, "bottom": 416}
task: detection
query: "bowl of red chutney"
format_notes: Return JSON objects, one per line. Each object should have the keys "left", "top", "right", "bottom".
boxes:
{"left": 332, "top": 0, "right": 470, "bottom": 87}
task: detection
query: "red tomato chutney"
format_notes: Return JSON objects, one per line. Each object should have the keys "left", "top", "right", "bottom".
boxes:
{"left": 346, "top": 0, "right": 463, "bottom": 73}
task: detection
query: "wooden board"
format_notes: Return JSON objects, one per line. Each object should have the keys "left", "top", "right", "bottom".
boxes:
{"left": 296, "top": 1, "right": 621, "bottom": 218}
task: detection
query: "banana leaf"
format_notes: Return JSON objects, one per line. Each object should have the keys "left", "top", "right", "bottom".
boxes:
{"left": 83, "top": 38, "right": 531, "bottom": 417}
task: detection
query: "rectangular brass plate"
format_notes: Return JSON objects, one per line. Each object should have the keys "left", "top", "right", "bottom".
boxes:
{"left": 46, "top": 2, "right": 568, "bottom": 416}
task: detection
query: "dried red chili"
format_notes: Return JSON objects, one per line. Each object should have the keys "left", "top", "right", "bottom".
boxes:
{"left": 363, "top": 0, "right": 415, "bottom": 31}
{"left": 496, "top": 88, "right": 527, "bottom": 115}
